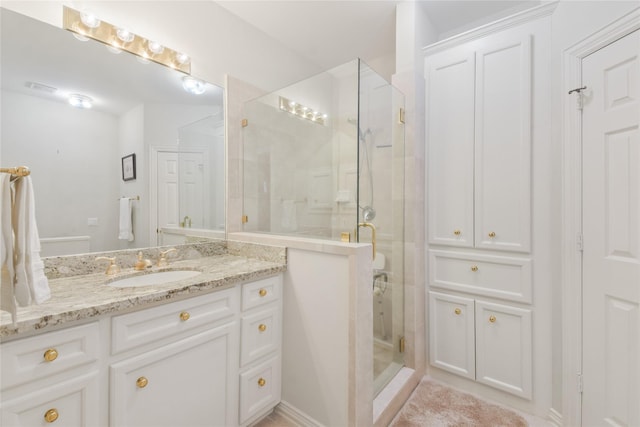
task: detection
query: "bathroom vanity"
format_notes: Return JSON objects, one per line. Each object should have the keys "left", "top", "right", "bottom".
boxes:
{"left": 0, "top": 241, "right": 285, "bottom": 427}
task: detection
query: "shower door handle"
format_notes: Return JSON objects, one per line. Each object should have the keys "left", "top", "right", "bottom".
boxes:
{"left": 357, "top": 222, "right": 376, "bottom": 260}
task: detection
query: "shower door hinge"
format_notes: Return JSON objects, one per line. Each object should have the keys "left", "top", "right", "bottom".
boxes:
{"left": 241, "top": 215, "right": 248, "bottom": 224}
{"left": 241, "top": 119, "right": 248, "bottom": 128}
{"left": 398, "top": 108, "right": 405, "bottom": 124}
{"left": 399, "top": 336, "right": 405, "bottom": 353}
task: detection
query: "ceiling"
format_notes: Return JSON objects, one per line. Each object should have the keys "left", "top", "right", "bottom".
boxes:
{"left": 216, "top": 0, "right": 540, "bottom": 71}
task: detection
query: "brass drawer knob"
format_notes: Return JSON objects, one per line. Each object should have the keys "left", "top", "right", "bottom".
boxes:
{"left": 44, "top": 348, "right": 59, "bottom": 362}
{"left": 136, "top": 376, "right": 149, "bottom": 388}
{"left": 489, "top": 315, "right": 497, "bottom": 323}
{"left": 257, "top": 377, "right": 266, "bottom": 387}
{"left": 259, "top": 289, "right": 267, "bottom": 297}
{"left": 471, "top": 265, "right": 478, "bottom": 272}
{"left": 488, "top": 231, "right": 496, "bottom": 238}
{"left": 454, "top": 308, "right": 461, "bottom": 315}
{"left": 179, "top": 311, "right": 190, "bottom": 321}
{"left": 44, "top": 408, "right": 59, "bottom": 423}
{"left": 453, "top": 230, "right": 461, "bottom": 236}
{"left": 258, "top": 323, "right": 267, "bottom": 332}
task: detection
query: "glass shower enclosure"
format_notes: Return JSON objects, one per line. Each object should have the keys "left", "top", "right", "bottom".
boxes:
{"left": 242, "top": 59, "right": 405, "bottom": 395}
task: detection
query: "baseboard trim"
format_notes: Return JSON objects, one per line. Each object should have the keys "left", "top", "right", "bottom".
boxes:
{"left": 275, "top": 400, "right": 324, "bottom": 427}
{"left": 548, "top": 408, "right": 563, "bottom": 426}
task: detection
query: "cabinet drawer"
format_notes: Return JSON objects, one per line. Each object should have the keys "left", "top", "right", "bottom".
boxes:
{"left": 242, "top": 276, "right": 281, "bottom": 311}
{"left": 475, "top": 300, "right": 532, "bottom": 399}
{"left": 239, "top": 355, "right": 281, "bottom": 424}
{"left": 429, "top": 250, "right": 532, "bottom": 303}
{"left": 428, "top": 292, "right": 475, "bottom": 379}
{"left": 0, "top": 371, "right": 100, "bottom": 426}
{"left": 112, "top": 287, "right": 238, "bottom": 354}
{"left": 0, "top": 322, "right": 100, "bottom": 390}
{"left": 241, "top": 306, "right": 281, "bottom": 366}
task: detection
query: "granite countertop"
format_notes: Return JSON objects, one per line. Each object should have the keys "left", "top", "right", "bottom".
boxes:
{"left": 0, "top": 241, "right": 286, "bottom": 339}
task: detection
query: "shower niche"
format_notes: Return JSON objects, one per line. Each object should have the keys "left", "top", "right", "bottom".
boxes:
{"left": 242, "top": 59, "right": 405, "bottom": 396}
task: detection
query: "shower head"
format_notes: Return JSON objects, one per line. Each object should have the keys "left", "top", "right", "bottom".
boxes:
{"left": 362, "top": 205, "right": 376, "bottom": 221}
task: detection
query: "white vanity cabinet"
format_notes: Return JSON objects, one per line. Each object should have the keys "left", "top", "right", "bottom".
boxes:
{"left": 109, "top": 288, "right": 240, "bottom": 427}
{"left": 238, "top": 276, "right": 283, "bottom": 426}
{"left": 429, "top": 291, "right": 532, "bottom": 399}
{"left": 0, "top": 322, "right": 102, "bottom": 426}
{"left": 426, "top": 30, "right": 532, "bottom": 253}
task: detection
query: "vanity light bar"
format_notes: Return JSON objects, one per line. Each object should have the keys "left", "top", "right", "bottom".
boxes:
{"left": 62, "top": 6, "right": 191, "bottom": 74}
{"left": 278, "top": 96, "right": 328, "bottom": 126}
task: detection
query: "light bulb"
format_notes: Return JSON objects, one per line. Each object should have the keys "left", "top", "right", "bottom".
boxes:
{"left": 116, "top": 27, "right": 134, "bottom": 43}
{"left": 80, "top": 11, "right": 101, "bottom": 29}
{"left": 147, "top": 40, "right": 164, "bottom": 55}
{"left": 175, "top": 52, "right": 190, "bottom": 65}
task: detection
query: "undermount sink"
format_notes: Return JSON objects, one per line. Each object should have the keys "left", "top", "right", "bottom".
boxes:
{"left": 108, "top": 270, "right": 202, "bottom": 288}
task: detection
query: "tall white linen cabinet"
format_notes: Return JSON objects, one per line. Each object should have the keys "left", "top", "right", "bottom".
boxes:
{"left": 424, "top": 4, "right": 555, "bottom": 417}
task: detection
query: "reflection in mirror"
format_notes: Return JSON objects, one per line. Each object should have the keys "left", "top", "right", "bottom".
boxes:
{"left": 0, "top": 8, "right": 225, "bottom": 256}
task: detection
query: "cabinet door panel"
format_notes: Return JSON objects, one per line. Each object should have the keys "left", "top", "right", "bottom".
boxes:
{"left": 426, "top": 47, "right": 475, "bottom": 247}
{"left": 428, "top": 292, "right": 475, "bottom": 379}
{"left": 475, "top": 34, "right": 532, "bottom": 252}
{"left": 0, "top": 371, "right": 101, "bottom": 427}
{"left": 475, "top": 300, "right": 532, "bottom": 399}
{"left": 110, "top": 323, "right": 237, "bottom": 427}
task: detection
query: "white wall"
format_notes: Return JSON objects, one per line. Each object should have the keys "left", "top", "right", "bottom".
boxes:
{"left": 1, "top": 90, "right": 121, "bottom": 251}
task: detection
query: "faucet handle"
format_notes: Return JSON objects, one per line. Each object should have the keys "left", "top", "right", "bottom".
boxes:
{"left": 157, "top": 248, "right": 177, "bottom": 267}
{"left": 95, "top": 256, "right": 121, "bottom": 275}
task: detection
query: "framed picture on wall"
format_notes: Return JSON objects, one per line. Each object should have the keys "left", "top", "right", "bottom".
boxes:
{"left": 122, "top": 153, "right": 136, "bottom": 181}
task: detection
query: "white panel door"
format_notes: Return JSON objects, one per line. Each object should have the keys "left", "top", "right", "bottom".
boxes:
{"left": 582, "top": 30, "right": 640, "bottom": 427}
{"left": 426, "top": 47, "right": 475, "bottom": 248}
{"left": 179, "top": 152, "right": 206, "bottom": 229}
{"left": 157, "top": 152, "right": 180, "bottom": 230}
{"left": 474, "top": 34, "right": 532, "bottom": 253}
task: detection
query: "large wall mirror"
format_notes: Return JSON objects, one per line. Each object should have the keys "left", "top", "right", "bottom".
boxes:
{"left": 1, "top": 8, "right": 225, "bottom": 256}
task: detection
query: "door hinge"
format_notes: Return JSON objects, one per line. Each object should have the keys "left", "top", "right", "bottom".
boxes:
{"left": 241, "top": 119, "right": 248, "bottom": 128}
{"left": 576, "top": 232, "right": 584, "bottom": 252}
{"left": 241, "top": 215, "right": 248, "bottom": 224}
{"left": 577, "top": 373, "right": 583, "bottom": 393}
{"left": 399, "top": 108, "right": 405, "bottom": 124}
{"left": 399, "top": 336, "right": 405, "bottom": 353}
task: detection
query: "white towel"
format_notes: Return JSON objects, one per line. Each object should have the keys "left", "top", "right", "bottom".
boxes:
{"left": 118, "top": 197, "right": 134, "bottom": 241}
{"left": 280, "top": 200, "right": 297, "bottom": 232}
{"left": 11, "top": 176, "right": 51, "bottom": 307}
{"left": 1, "top": 175, "right": 17, "bottom": 324}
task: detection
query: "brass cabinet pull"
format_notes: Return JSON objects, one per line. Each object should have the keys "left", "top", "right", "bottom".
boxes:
{"left": 454, "top": 308, "right": 461, "bottom": 315}
{"left": 259, "top": 289, "right": 267, "bottom": 297}
{"left": 489, "top": 315, "right": 497, "bottom": 323}
{"left": 471, "top": 265, "right": 478, "bottom": 272}
{"left": 453, "top": 229, "right": 461, "bottom": 236}
{"left": 44, "top": 408, "right": 59, "bottom": 423}
{"left": 179, "top": 311, "right": 190, "bottom": 321}
{"left": 488, "top": 231, "right": 496, "bottom": 238}
{"left": 43, "top": 348, "right": 59, "bottom": 362}
{"left": 257, "top": 377, "right": 266, "bottom": 387}
{"left": 258, "top": 324, "right": 267, "bottom": 332}
{"left": 136, "top": 377, "right": 148, "bottom": 388}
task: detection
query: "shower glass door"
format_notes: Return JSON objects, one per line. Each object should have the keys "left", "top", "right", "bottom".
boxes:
{"left": 357, "top": 61, "right": 405, "bottom": 395}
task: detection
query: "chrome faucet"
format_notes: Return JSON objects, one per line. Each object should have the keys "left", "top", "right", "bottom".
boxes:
{"left": 356, "top": 222, "right": 376, "bottom": 260}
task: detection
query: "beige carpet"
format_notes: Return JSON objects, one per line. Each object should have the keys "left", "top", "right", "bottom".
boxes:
{"left": 389, "top": 378, "right": 528, "bottom": 427}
